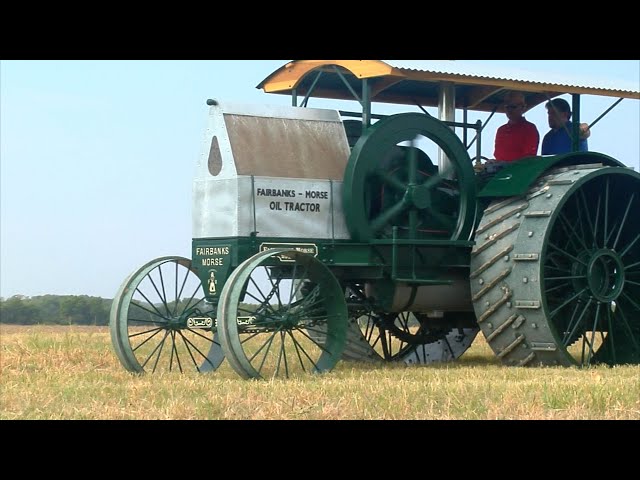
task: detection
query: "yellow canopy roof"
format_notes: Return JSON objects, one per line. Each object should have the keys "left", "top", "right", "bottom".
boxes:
{"left": 257, "top": 60, "right": 640, "bottom": 113}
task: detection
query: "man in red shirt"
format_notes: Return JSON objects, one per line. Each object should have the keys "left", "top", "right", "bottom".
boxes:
{"left": 493, "top": 91, "right": 539, "bottom": 162}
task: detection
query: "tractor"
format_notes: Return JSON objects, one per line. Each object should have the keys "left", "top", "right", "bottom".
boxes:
{"left": 110, "top": 60, "right": 640, "bottom": 379}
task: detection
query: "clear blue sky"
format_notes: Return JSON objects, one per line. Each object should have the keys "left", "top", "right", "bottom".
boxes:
{"left": 1, "top": 60, "right": 638, "bottom": 299}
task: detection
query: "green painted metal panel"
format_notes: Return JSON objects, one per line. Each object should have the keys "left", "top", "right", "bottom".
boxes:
{"left": 478, "top": 152, "right": 626, "bottom": 198}
{"left": 192, "top": 235, "right": 472, "bottom": 304}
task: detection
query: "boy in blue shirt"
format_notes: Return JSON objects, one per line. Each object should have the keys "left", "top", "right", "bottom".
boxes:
{"left": 541, "top": 98, "right": 591, "bottom": 155}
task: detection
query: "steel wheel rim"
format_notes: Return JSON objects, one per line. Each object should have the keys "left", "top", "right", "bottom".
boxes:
{"left": 109, "top": 257, "right": 224, "bottom": 373}
{"left": 542, "top": 169, "right": 640, "bottom": 366}
{"left": 217, "top": 249, "right": 348, "bottom": 379}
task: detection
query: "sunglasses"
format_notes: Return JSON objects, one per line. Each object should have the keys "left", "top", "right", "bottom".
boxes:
{"left": 505, "top": 104, "right": 524, "bottom": 109}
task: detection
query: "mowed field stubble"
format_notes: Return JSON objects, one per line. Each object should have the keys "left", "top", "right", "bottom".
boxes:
{"left": 1, "top": 325, "right": 638, "bottom": 420}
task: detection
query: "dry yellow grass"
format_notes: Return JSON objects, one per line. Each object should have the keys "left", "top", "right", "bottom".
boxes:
{"left": 1, "top": 325, "right": 638, "bottom": 420}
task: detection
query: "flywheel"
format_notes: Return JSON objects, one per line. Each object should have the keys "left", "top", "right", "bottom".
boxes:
{"left": 343, "top": 113, "right": 477, "bottom": 242}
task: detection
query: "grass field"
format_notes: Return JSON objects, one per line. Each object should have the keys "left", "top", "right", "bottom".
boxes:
{"left": 1, "top": 325, "right": 638, "bottom": 420}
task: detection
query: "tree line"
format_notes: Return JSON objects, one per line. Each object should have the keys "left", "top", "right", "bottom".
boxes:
{"left": 0, "top": 295, "right": 112, "bottom": 325}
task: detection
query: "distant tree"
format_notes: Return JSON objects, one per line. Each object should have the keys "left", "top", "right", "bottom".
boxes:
{"left": 0, "top": 296, "right": 42, "bottom": 324}
{"left": 1, "top": 295, "right": 112, "bottom": 325}
{"left": 30, "top": 295, "right": 63, "bottom": 324}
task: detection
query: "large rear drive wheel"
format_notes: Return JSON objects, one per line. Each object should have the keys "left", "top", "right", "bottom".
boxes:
{"left": 471, "top": 165, "right": 640, "bottom": 367}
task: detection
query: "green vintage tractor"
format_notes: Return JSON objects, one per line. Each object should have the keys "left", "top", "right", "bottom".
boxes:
{"left": 110, "top": 60, "right": 640, "bottom": 378}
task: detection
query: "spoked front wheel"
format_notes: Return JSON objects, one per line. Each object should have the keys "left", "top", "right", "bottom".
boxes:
{"left": 217, "top": 249, "right": 348, "bottom": 379}
{"left": 110, "top": 256, "right": 224, "bottom": 373}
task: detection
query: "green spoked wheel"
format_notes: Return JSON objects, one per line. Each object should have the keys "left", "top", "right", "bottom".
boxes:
{"left": 337, "top": 282, "right": 478, "bottom": 363}
{"left": 343, "top": 113, "right": 477, "bottom": 242}
{"left": 471, "top": 164, "right": 640, "bottom": 367}
{"left": 217, "top": 249, "right": 348, "bottom": 379}
{"left": 353, "top": 310, "right": 479, "bottom": 364}
{"left": 309, "top": 282, "right": 479, "bottom": 364}
{"left": 110, "top": 256, "right": 224, "bottom": 373}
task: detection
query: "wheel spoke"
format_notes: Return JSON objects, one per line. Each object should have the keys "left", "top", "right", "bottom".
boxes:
{"left": 546, "top": 275, "right": 587, "bottom": 281}
{"left": 148, "top": 329, "right": 170, "bottom": 373}
{"left": 178, "top": 283, "right": 205, "bottom": 315}
{"left": 614, "top": 301, "right": 640, "bottom": 352}
{"left": 422, "top": 165, "right": 453, "bottom": 191}
{"left": 443, "top": 336, "right": 455, "bottom": 357}
{"left": 603, "top": 178, "right": 610, "bottom": 248}
{"left": 562, "top": 301, "right": 583, "bottom": 346}
{"left": 624, "top": 260, "right": 640, "bottom": 271}
{"left": 620, "top": 291, "right": 640, "bottom": 313}
{"left": 619, "top": 233, "right": 640, "bottom": 259}
{"left": 128, "top": 317, "right": 169, "bottom": 327}
{"left": 275, "top": 331, "right": 287, "bottom": 378}
{"left": 174, "top": 267, "right": 190, "bottom": 313}
{"left": 158, "top": 265, "right": 169, "bottom": 315}
{"left": 378, "top": 327, "right": 392, "bottom": 359}
{"left": 592, "top": 192, "right": 602, "bottom": 249}
{"left": 550, "top": 288, "right": 587, "bottom": 318}
{"left": 605, "top": 219, "right": 620, "bottom": 248}
{"left": 564, "top": 297, "right": 592, "bottom": 348}
{"left": 172, "top": 331, "right": 184, "bottom": 373}
{"left": 185, "top": 327, "right": 217, "bottom": 344}
{"left": 148, "top": 268, "right": 172, "bottom": 317}
{"left": 584, "top": 303, "right": 601, "bottom": 366}
{"left": 606, "top": 306, "right": 616, "bottom": 364}
{"left": 177, "top": 330, "right": 202, "bottom": 372}
{"left": 427, "top": 209, "right": 456, "bottom": 232}
{"left": 133, "top": 290, "right": 171, "bottom": 321}
{"left": 579, "top": 189, "right": 597, "bottom": 248}
{"left": 287, "top": 330, "right": 308, "bottom": 373}
{"left": 132, "top": 327, "right": 164, "bottom": 352}
{"left": 288, "top": 267, "right": 312, "bottom": 308}
{"left": 287, "top": 330, "right": 321, "bottom": 372}
{"left": 240, "top": 331, "right": 262, "bottom": 344}
{"left": 545, "top": 264, "right": 572, "bottom": 274}
{"left": 547, "top": 241, "right": 587, "bottom": 266}
{"left": 248, "top": 276, "right": 278, "bottom": 314}
{"left": 365, "top": 318, "right": 379, "bottom": 345}
{"left": 169, "top": 331, "right": 176, "bottom": 372}
{"left": 612, "top": 193, "right": 635, "bottom": 250}
{"left": 408, "top": 209, "right": 418, "bottom": 236}
{"left": 293, "top": 325, "right": 333, "bottom": 353}
{"left": 244, "top": 288, "right": 279, "bottom": 317}
{"left": 287, "top": 263, "right": 299, "bottom": 307}
{"left": 252, "top": 327, "right": 280, "bottom": 375}
{"left": 558, "top": 212, "right": 590, "bottom": 253}
{"left": 545, "top": 282, "right": 570, "bottom": 294}
{"left": 178, "top": 330, "right": 215, "bottom": 372}
{"left": 370, "top": 199, "right": 409, "bottom": 234}
{"left": 281, "top": 331, "right": 290, "bottom": 378}
{"left": 265, "top": 267, "right": 285, "bottom": 310}
{"left": 372, "top": 169, "right": 407, "bottom": 192}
